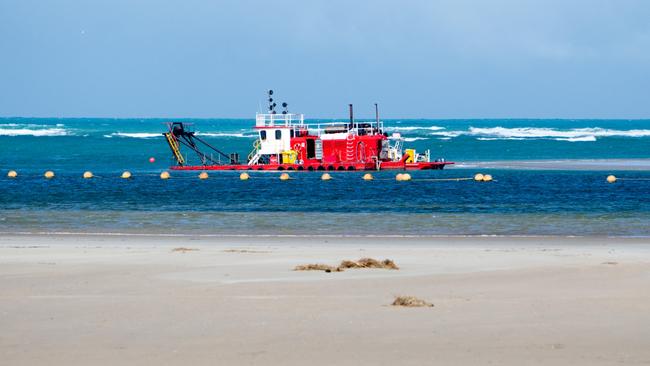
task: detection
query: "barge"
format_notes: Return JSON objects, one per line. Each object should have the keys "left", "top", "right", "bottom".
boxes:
{"left": 164, "top": 91, "right": 453, "bottom": 171}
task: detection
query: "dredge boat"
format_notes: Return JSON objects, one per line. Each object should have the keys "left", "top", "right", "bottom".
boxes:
{"left": 163, "top": 91, "right": 453, "bottom": 171}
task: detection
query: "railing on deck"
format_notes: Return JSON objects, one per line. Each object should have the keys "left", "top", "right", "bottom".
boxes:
{"left": 255, "top": 113, "right": 385, "bottom": 137}
{"left": 255, "top": 113, "right": 305, "bottom": 128}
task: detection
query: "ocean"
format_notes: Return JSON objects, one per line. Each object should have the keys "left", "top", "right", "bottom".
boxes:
{"left": 2, "top": 117, "right": 650, "bottom": 237}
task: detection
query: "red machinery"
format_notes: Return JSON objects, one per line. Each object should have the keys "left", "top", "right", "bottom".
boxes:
{"left": 164, "top": 91, "right": 452, "bottom": 171}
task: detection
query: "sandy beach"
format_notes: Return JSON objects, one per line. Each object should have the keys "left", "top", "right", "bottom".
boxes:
{"left": 1, "top": 234, "right": 649, "bottom": 365}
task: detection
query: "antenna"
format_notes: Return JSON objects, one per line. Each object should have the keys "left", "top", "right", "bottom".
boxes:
{"left": 268, "top": 90, "right": 276, "bottom": 114}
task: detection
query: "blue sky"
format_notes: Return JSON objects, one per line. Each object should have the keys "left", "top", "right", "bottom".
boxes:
{"left": 1, "top": 0, "right": 649, "bottom": 118}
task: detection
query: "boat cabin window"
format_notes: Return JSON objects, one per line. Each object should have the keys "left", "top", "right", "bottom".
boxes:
{"left": 275, "top": 130, "right": 282, "bottom": 140}
{"left": 260, "top": 130, "right": 267, "bottom": 140}
{"left": 290, "top": 129, "right": 295, "bottom": 138}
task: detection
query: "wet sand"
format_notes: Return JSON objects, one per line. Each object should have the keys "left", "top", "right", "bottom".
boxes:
{"left": 1, "top": 234, "right": 650, "bottom": 365}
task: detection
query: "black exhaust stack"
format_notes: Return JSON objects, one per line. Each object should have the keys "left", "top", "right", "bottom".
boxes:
{"left": 375, "top": 103, "right": 379, "bottom": 133}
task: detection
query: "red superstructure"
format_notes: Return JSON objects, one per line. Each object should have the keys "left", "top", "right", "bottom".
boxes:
{"left": 163, "top": 91, "right": 452, "bottom": 171}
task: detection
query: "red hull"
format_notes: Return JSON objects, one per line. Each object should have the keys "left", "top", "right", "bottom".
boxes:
{"left": 170, "top": 161, "right": 453, "bottom": 171}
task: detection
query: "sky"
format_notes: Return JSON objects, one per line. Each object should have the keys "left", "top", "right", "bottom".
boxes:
{"left": 1, "top": 0, "right": 649, "bottom": 119}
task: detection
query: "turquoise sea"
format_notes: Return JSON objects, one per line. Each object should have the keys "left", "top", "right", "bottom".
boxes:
{"left": 1, "top": 118, "right": 650, "bottom": 236}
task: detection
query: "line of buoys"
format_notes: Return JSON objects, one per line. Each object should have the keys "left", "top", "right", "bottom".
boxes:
{"left": 83, "top": 171, "right": 93, "bottom": 179}
{"left": 7, "top": 170, "right": 17, "bottom": 178}
{"left": 362, "top": 173, "right": 374, "bottom": 181}
{"left": 321, "top": 173, "right": 332, "bottom": 181}
{"left": 280, "top": 172, "right": 290, "bottom": 181}
{"left": 121, "top": 171, "right": 132, "bottom": 179}
{"left": 415, "top": 177, "right": 474, "bottom": 182}
{"left": 44, "top": 171, "right": 55, "bottom": 179}
{"left": 474, "top": 173, "right": 494, "bottom": 182}
{"left": 240, "top": 172, "right": 250, "bottom": 180}
{"left": 160, "top": 171, "right": 170, "bottom": 180}
{"left": 396, "top": 173, "right": 412, "bottom": 181}
{"left": 198, "top": 172, "right": 209, "bottom": 180}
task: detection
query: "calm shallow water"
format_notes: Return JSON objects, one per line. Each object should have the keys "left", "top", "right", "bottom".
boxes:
{"left": 2, "top": 118, "right": 650, "bottom": 236}
{"left": 2, "top": 169, "right": 649, "bottom": 236}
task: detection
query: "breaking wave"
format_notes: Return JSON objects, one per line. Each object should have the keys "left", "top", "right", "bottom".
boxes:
{"left": 109, "top": 132, "right": 160, "bottom": 138}
{"left": 197, "top": 132, "right": 253, "bottom": 138}
{"left": 0, "top": 128, "right": 69, "bottom": 136}
{"left": 108, "top": 132, "right": 254, "bottom": 139}
{"left": 466, "top": 127, "right": 650, "bottom": 140}
{"left": 385, "top": 126, "right": 444, "bottom": 132}
{"left": 403, "top": 137, "right": 429, "bottom": 142}
{"left": 555, "top": 136, "right": 598, "bottom": 142}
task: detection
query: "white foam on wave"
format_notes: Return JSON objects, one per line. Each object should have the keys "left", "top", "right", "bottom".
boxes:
{"left": 385, "top": 126, "right": 444, "bottom": 132}
{"left": 555, "top": 136, "right": 597, "bottom": 142}
{"left": 477, "top": 137, "right": 526, "bottom": 141}
{"left": 0, "top": 128, "right": 68, "bottom": 136}
{"left": 109, "top": 131, "right": 254, "bottom": 139}
{"left": 430, "top": 131, "right": 463, "bottom": 138}
{"left": 468, "top": 127, "right": 650, "bottom": 140}
{"left": 197, "top": 132, "right": 253, "bottom": 138}
{"left": 403, "top": 137, "right": 429, "bottom": 142}
{"left": 110, "top": 132, "right": 160, "bottom": 138}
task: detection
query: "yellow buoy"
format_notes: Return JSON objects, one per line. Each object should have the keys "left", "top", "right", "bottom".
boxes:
{"left": 474, "top": 173, "right": 484, "bottom": 182}
{"left": 362, "top": 173, "right": 373, "bottom": 181}
{"left": 482, "top": 174, "right": 493, "bottom": 182}
{"left": 395, "top": 173, "right": 404, "bottom": 181}
{"left": 160, "top": 171, "right": 170, "bottom": 180}
{"left": 83, "top": 171, "right": 93, "bottom": 179}
{"left": 44, "top": 171, "right": 55, "bottom": 179}
{"left": 7, "top": 170, "right": 17, "bottom": 178}
{"left": 121, "top": 171, "right": 132, "bottom": 179}
{"left": 606, "top": 175, "right": 617, "bottom": 183}
{"left": 240, "top": 172, "right": 250, "bottom": 180}
{"left": 402, "top": 173, "right": 412, "bottom": 181}
{"left": 280, "top": 172, "right": 290, "bottom": 181}
{"left": 198, "top": 172, "right": 209, "bottom": 180}
{"left": 321, "top": 173, "right": 332, "bottom": 181}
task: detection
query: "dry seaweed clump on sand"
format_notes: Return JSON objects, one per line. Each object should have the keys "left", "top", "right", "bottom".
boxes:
{"left": 391, "top": 296, "right": 434, "bottom": 308}
{"left": 294, "top": 258, "right": 399, "bottom": 272}
{"left": 293, "top": 264, "right": 342, "bottom": 273}
{"left": 171, "top": 247, "right": 200, "bottom": 253}
{"left": 339, "top": 258, "right": 400, "bottom": 270}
